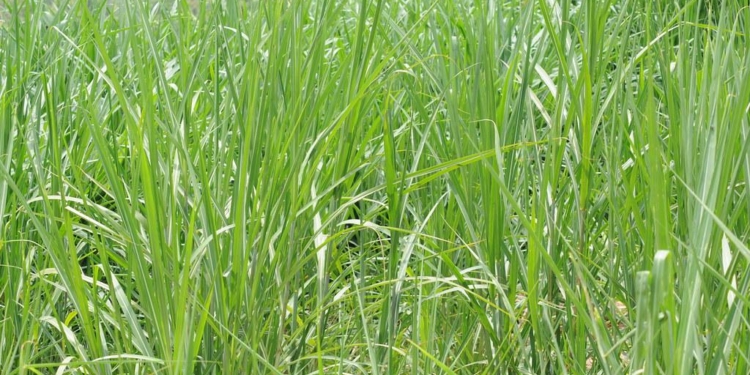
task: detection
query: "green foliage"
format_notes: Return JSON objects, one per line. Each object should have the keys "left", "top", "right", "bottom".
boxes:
{"left": 0, "top": 0, "right": 749, "bottom": 374}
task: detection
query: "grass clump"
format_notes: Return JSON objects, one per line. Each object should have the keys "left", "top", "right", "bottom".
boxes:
{"left": 1, "top": 0, "right": 749, "bottom": 374}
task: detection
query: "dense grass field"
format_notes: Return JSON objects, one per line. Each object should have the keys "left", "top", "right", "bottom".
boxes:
{"left": 1, "top": 0, "right": 749, "bottom": 373}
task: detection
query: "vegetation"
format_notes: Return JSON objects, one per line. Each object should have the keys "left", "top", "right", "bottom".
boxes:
{"left": 1, "top": 0, "right": 749, "bottom": 373}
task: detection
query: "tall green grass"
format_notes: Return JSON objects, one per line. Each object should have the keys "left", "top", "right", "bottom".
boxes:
{"left": 0, "top": 0, "right": 749, "bottom": 373}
